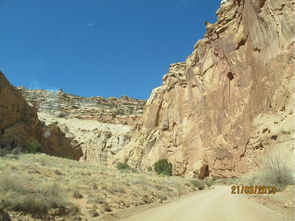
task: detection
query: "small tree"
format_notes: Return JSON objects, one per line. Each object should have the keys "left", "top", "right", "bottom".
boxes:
{"left": 154, "top": 159, "right": 172, "bottom": 176}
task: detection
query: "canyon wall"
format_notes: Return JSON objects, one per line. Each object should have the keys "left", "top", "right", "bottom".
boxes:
{"left": 115, "top": 0, "right": 295, "bottom": 177}
{"left": 17, "top": 87, "right": 145, "bottom": 164}
{"left": 1, "top": 0, "right": 293, "bottom": 176}
{"left": 0, "top": 72, "right": 82, "bottom": 159}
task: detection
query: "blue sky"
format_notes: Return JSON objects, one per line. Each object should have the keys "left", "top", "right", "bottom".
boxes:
{"left": 0, "top": 0, "right": 221, "bottom": 99}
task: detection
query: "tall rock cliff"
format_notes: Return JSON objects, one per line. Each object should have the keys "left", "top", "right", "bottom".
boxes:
{"left": 115, "top": 0, "right": 295, "bottom": 177}
{"left": 0, "top": 72, "right": 82, "bottom": 159}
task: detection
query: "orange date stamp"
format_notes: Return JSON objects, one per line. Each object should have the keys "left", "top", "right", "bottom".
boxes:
{"left": 231, "top": 185, "right": 277, "bottom": 194}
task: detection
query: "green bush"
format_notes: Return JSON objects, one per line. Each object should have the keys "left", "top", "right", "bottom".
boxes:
{"left": 27, "top": 140, "right": 41, "bottom": 154}
{"left": 154, "top": 159, "right": 172, "bottom": 176}
{"left": 116, "top": 162, "right": 133, "bottom": 171}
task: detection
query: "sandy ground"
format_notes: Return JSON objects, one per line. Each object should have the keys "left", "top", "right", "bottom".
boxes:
{"left": 109, "top": 186, "right": 293, "bottom": 221}
{"left": 249, "top": 185, "right": 295, "bottom": 218}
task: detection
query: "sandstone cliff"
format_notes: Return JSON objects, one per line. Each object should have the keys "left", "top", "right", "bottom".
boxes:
{"left": 17, "top": 88, "right": 145, "bottom": 126}
{"left": 17, "top": 88, "right": 145, "bottom": 164}
{"left": 114, "top": 0, "right": 295, "bottom": 177}
{"left": 0, "top": 72, "right": 82, "bottom": 159}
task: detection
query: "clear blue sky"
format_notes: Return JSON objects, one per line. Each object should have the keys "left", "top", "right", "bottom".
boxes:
{"left": 0, "top": 0, "right": 220, "bottom": 99}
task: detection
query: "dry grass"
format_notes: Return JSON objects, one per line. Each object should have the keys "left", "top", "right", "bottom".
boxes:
{"left": 241, "top": 153, "right": 294, "bottom": 190}
{"left": 0, "top": 153, "right": 203, "bottom": 220}
{"left": 0, "top": 172, "right": 77, "bottom": 219}
{"left": 214, "top": 177, "right": 237, "bottom": 185}
{"left": 190, "top": 179, "right": 206, "bottom": 190}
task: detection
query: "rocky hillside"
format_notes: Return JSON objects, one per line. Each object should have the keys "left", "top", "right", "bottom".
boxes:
{"left": 114, "top": 0, "right": 295, "bottom": 177}
{"left": 17, "top": 87, "right": 145, "bottom": 164}
{"left": 0, "top": 72, "right": 82, "bottom": 159}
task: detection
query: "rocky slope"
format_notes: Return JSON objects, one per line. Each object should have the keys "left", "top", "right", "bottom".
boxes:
{"left": 114, "top": 0, "right": 295, "bottom": 177}
{"left": 17, "top": 87, "right": 145, "bottom": 164}
{"left": 0, "top": 72, "right": 82, "bottom": 159}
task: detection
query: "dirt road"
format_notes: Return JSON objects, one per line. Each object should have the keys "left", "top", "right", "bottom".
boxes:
{"left": 119, "top": 186, "right": 291, "bottom": 221}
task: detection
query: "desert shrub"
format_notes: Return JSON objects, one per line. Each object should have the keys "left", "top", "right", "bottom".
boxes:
{"left": 106, "top": 184, "right": 126, "bottom": 194}
{"left": 204, "top": 177, "right": 214, "bottom": 187}
{"left": 53, "top": 169, "right": 62, "bottom": 176}
{"left": 89, "top": 208, "right": 100, "bottom": 218}
{"left": 190, "top": 179, "right": 205, "bottom": 190}
{"left": 0, "top": 173, "right": 76, "bottom": 216}
{"left": 87, "top": 195, "right": 106, "bottom": 204}
{"left": 116, "top": 162, "right": 133, "bottom": 171}
{"left": 72, "top": 191, "right": 83, "bottom": 199}
{"left": 154, "top": 159, "right": 172, "bottom": 176}
{"left": 27, "top": 140, "right": 41, "bottom": 154}
{"left": 245, "top": 153, "right": 294, "bottom": 190}
{"left": 0, "top": 148, "right": 10, "bottom": 157}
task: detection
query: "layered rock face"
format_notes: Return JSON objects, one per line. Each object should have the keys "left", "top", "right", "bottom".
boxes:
{"left": 18, "top": 88, "right": 145, "bottom": 126}
{"left": 115, "top": 0, "right": 294, "bottom": 177}
{"left": 18, "top": 88, "right": 145, "bottom": 164}
{"left": 0, "top": 72, "right": 82, "bottom": 159}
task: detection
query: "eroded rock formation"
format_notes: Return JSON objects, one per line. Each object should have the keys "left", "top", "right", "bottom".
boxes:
{"left": 0, "top": 72, "right": 82, "bottom": 159}
{"left": 114, "top": 0, "right": 294, "bottom": 177}
{"left": 17, "top": 87, "right": 145, "bottom": 164}
{"left": 17, "top": 88, "right": 145, "bottom": 126}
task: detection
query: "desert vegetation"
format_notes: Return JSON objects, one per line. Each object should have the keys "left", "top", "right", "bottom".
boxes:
{"left": 0, "top": 173, "right": 77, "bottom": 217}
{"left": 0, "top": 153, "right": 210, "bottom": 220}
{"left": 241, "top": 153, "right": 294, "bottom": 191}
{"left": 116, "top": 162, "right": 136, "bottom": 172}
{"left": 26, "top": 139, "right": 42, "bottom": 154}
{"left": 1, "top": 150, "right": 292, "bottom": 220}
{"left": 153, "top": 159, "right": 173, "bottom": 176}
